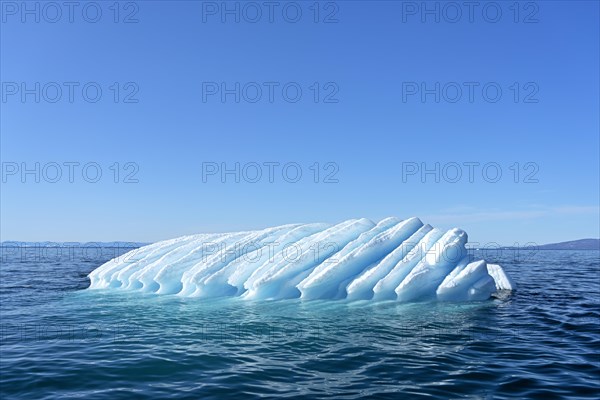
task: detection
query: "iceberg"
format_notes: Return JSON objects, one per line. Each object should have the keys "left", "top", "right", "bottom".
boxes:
{"left": 88, "top": 217, "right": 515, "bottom": 301}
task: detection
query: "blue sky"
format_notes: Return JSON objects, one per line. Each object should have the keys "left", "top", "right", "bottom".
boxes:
{"left": 1, "top": 0, "right": 599, "bottom": 245}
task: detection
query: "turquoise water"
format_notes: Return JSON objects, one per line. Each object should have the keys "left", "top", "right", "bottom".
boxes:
{"left": 1, "top": 247, "right": 599, "bottom": 399}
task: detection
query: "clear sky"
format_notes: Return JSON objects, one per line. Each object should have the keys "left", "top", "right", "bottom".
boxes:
{"left": 1, "top": 0, "right": 599, "bottom": 245}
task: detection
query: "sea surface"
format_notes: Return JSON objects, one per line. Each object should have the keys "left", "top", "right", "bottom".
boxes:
{"left": 1, "top": 245, "right": 599, "bottom": 399}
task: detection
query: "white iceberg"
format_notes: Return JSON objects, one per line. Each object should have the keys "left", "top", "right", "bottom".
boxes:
{"left": 88, "top": 217, "right": 515, "bottom": 301}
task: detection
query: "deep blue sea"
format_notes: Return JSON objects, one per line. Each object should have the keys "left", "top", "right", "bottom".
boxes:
{"left": 1, "top": 245, "right": 599, "bottom": 399}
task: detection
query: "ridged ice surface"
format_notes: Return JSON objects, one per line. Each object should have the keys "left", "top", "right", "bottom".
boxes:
{"left": 88, "top": 217, "right": 515, "bottom": 301}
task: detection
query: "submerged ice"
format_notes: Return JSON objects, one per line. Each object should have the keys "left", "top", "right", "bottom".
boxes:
{"left": 88, "top": 217, "right": 515, "bottom": 301}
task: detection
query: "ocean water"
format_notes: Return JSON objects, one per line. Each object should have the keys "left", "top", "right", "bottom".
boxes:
{"left": 0, "top": 246, "right": 598, "bottom": 399}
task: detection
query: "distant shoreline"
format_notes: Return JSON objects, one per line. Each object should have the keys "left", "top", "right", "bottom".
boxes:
{"left": 489, "top": 248, "right": 600, "bottom": 251}
{"left": 2, "top": 238, "right": 599, "bottom": 251}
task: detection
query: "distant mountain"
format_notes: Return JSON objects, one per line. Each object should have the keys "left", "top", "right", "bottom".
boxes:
{"left": 533, "top": 239, "right": 599, "bottom": 250}
{"left": 0, "top": 241, "right": 149, "bottom": 248}
{"left": 498, "top": 239, "right": 600, "bottom": 250}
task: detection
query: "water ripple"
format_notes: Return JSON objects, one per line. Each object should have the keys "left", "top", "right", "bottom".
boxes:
{"left": 1, "top": 249, "right": 599, "bottom": 398}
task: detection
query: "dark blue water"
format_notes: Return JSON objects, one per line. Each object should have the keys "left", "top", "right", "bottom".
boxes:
{"left": 1, "top": 246, "right": 599, "bottom": 399}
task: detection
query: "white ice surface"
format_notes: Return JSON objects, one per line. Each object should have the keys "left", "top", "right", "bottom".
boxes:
{"left": 487, "top": 263, "right": 516, "bottom": 291}
{"left": 88, "top": 217, "right": 515, "bottom": 302}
